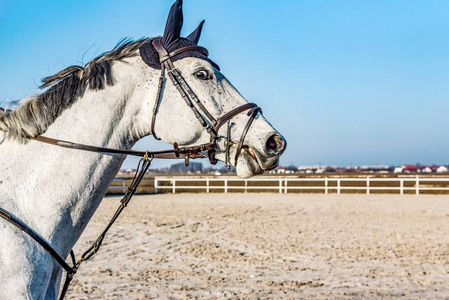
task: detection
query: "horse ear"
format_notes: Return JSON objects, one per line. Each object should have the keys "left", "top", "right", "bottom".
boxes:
{"left": 163, "top": 0, "right": 184, "bottom": 46}
{"left": 186, "top": 20, "right": 205, "bottom": 44}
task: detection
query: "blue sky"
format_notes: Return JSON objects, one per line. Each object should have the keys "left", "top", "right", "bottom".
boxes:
{"left": 1, "top": 1, "right": 449, "bottom": 169}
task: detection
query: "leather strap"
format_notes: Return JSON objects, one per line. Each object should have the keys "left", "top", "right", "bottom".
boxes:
{"left": 150, "top": 64, "right": 165, "bottom": 140}
{"left": 58, "top": 250, "right": 76, "bottom": 300}
{"left": 153, "top": 38, "right": 218, "bottom": 129}
{"left": 168, "top": 45, "right": 209, "bottom": 59}
{"left": 234, "top": 106, "right": 261, "bottom": 165}
{"left": 0, "top": 206, "right": 75, "bottom": 275}
{"left": 151, "top": 38, "right": 170, "bottom": 63}
{"left": 152, "top": 38, "right": 208, "bottom": 63}
{"left": 32, "top": 136, "right": 214, "bottom": 160}
{"left": 213, "top": 103, "right": 258, "bottom": 134}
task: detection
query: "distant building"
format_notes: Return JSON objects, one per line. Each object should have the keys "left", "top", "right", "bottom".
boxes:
{"left": 394, "top": 167, "right": 403, "bottom": 173}
{"left": 398, "top": 164, "right": 447, "bottom": 174}
{"left": 402, "top": 165, "right": 419, "bottom": 173}
{"left": 118, "top": 168, "right": 136, "bottom": 175}
{"left": 421, "top": 166, "right": 432, "bottom": 173}
{"left": 315, "top": 168, "right": 325, "bottom": 174}
{"left": 436, "top": 165, "right": 448, "bottom": 173}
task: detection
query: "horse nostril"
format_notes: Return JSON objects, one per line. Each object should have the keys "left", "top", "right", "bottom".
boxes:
{"left": 266, "top": 134, "right": 286, "bottom": 155}
{"left": 266, "top": 135, "right": 278, "bottom": 151}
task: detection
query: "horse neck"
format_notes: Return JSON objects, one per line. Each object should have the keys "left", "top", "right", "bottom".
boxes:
{"left": 13, "top": 60, "right": 153, "bottom": 255}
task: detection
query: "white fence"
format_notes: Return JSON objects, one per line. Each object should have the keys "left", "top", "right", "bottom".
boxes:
{"left": 154, "top": 176, "right": 449, "bottom": 195}
{"left": 108, "top": 178, "right": 126, "bottom": 193}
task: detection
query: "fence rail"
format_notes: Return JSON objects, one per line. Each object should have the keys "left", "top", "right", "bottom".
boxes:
{"left": 153, "top": 176, "right": 449, "bottom": 195}
{"left": 107, "top": 178, "right": 126, "bottom": 194}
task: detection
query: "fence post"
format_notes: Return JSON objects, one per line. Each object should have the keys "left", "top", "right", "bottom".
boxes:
{"left": 337, "top": 179, "right": 341, "bottom": 195}
{"left": 366, "top": 176, "right": 370, "bottom": 195}
{"left": 325, "top": 177, "right": 328, "bottom": 194}
{"left": 154, "top": 178, "right": 158, "bottom": 194}
{"left": 245, "top": 179, "right": 248, "bottom": 193}
{"left": 206, "top": 177, "right": 209, "bottom": 193}
{"left": 279, "top": 179, "right": 282, "bottom": 194}
{"left": 400, "top": 179, "right": 403, "bottom": 195}
{"left": 224, "top": 179, "right": 228, "bottom": 194}
{"left": 172, "top": 179, "right": 176, "bottom": 194}
{"left": 285, "top": 178, "right": 288, "bottom": 194}
{"left": 416, "top": 176, "right": 419, "bottom": 195}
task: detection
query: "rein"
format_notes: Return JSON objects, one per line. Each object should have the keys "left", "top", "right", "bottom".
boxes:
{"left": 0, "top": 155, "right": 151, "bottom": 300}
{"left": 0, "top": 39, "right": 262, "bottom": 299}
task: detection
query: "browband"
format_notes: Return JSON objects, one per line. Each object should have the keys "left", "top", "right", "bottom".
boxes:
{"left": 152, "top": 38, "right": 209, "bottom": 64}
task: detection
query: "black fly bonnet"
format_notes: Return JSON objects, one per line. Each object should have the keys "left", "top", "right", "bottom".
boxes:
{"left": 139, "top": 31, "right": 220, "bottom": 71}
{"left": 139, "top": 3, "right": 219, "bottom": 71}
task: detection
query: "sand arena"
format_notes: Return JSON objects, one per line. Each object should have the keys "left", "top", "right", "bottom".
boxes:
{"left": 67, "top": 194, "right": 449, "bottom": 299}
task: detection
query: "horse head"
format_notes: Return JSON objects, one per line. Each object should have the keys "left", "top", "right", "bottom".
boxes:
{"left": 136, "top": 0, "right": 286, "bottom": 178}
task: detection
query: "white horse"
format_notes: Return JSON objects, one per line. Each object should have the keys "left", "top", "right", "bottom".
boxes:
{"left": 0, "top": 1, "right": 286, "bottom": 299}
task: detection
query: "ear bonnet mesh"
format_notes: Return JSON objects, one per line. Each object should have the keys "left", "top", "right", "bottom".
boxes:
{"left": 140, "top": 38, "right": 220, "bottom": 70}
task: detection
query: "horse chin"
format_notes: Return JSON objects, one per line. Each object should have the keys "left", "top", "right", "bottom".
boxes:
{"left": 235, "top": 149, "right": 265, "bottom": 179}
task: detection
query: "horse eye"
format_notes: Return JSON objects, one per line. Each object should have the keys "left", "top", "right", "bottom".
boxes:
{"left": 195, "top": 70, "right": 209, "bottom": 80}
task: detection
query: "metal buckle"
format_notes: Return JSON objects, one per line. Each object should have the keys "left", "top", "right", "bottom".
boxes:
{"left": 143, "top": 151, "right": 150, "bottom": 162}
{"left": 197, "top": 145, "right": 210, "bottom": 159}
{"left": 173, "top": 142, "right": 180, "bottom": 158}
{"left": 167, "top": 67, "right": 180, "bottom": 75}
{"left": 206, "top": 125, "right": 217, "bottom": 139}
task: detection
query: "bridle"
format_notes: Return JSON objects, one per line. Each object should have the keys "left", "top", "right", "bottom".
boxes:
{"left": 22, "top": 38, "right": 262, "bottom": 168}
{"left": 0, "top": 38, "right": 262, "bottom": 299}
{"left": 149, "top": 37, "right": 262, "bottom": 167}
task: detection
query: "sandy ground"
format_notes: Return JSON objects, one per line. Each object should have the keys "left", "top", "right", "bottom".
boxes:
{"left": 66, "top": 194, "right": 449, "bottom": 299}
